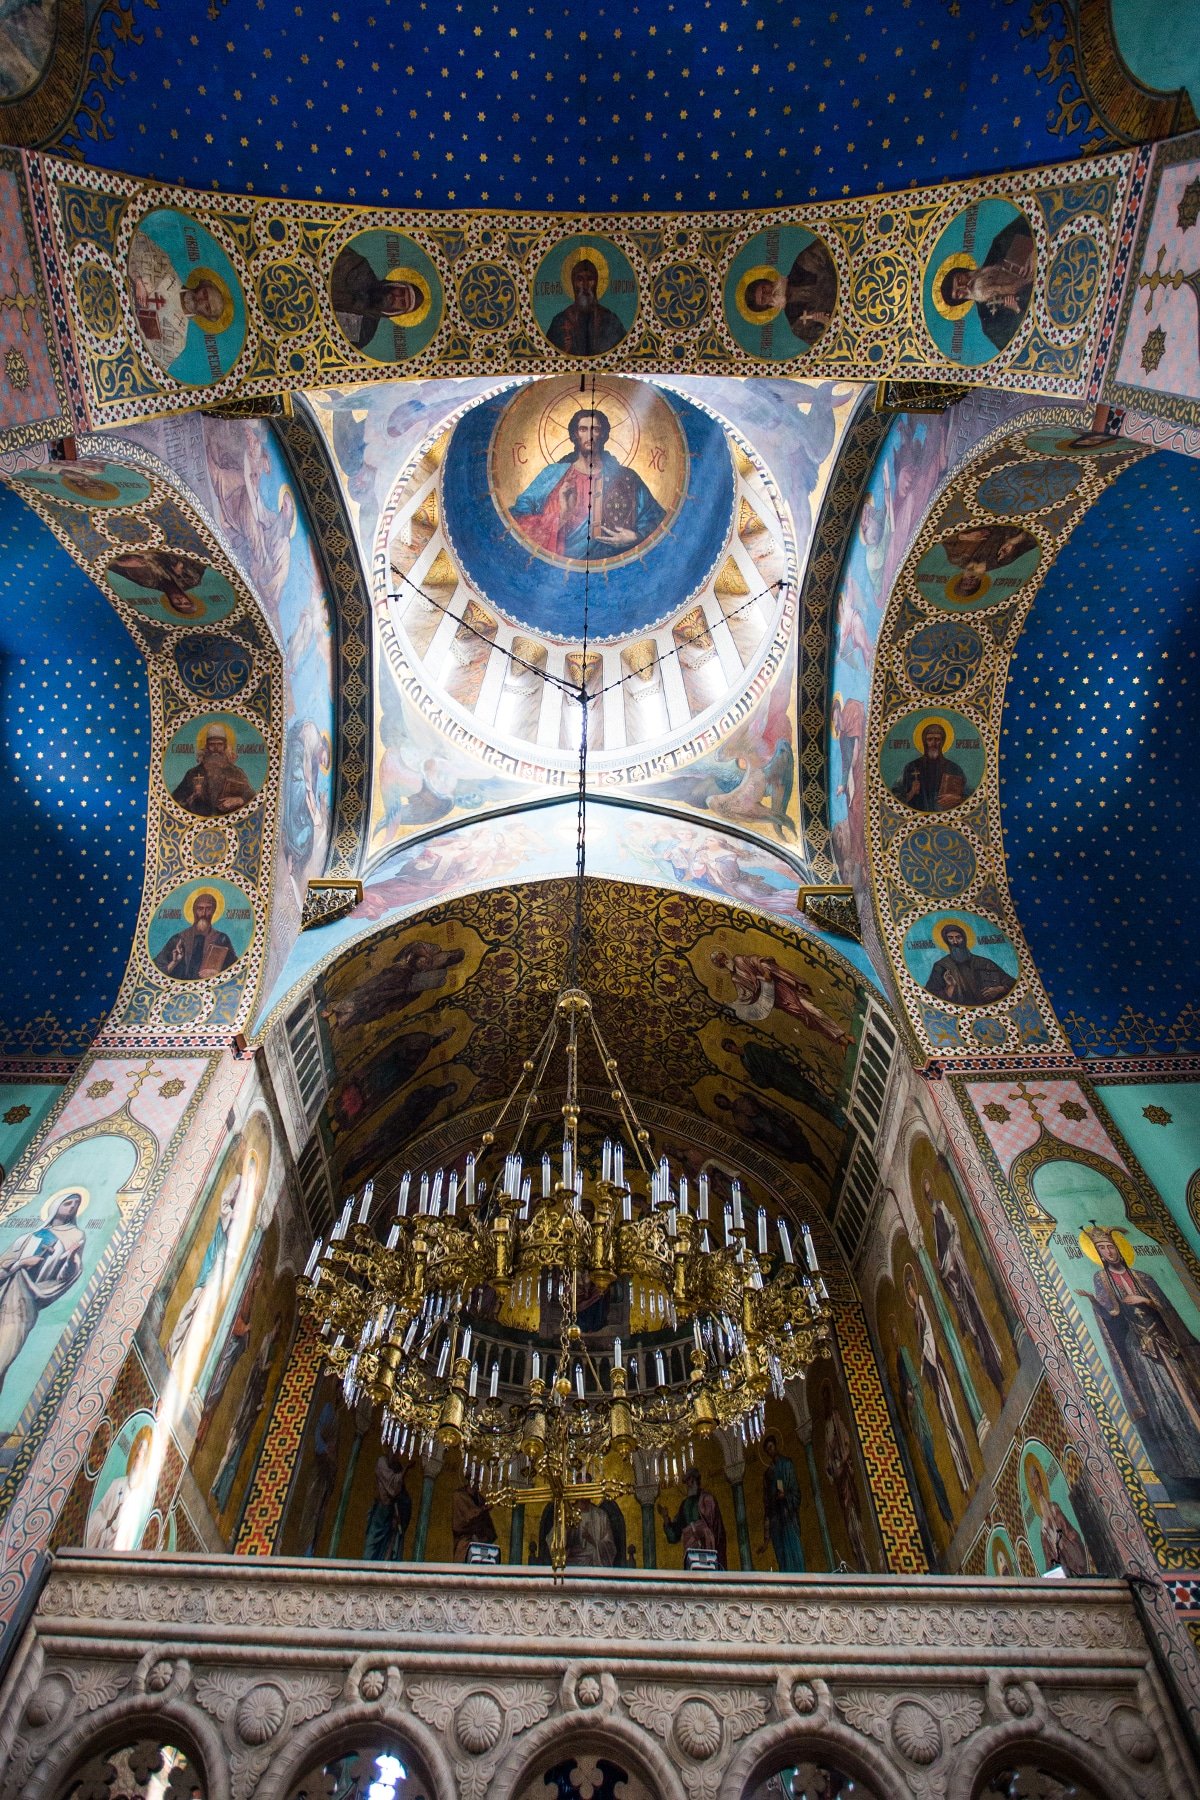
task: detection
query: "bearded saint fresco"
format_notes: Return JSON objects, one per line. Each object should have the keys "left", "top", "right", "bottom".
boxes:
{"left": 509, "top": 408, "right": 663, "bottom": 561}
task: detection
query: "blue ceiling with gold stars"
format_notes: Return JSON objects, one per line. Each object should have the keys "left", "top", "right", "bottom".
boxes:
{"left": 69, "top": 0, "right": 1112, "bottom": 210}
{"left": 0, "top": 485, "right": 148, "bottom": 1059}
{"left": 1001, "top": 452, "right": 1200, "bottom": 1058}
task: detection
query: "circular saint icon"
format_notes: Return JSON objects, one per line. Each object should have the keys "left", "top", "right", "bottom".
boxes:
{"left": 913, "top": 525, "right": 1040, "bottom": 611}
{"left": 902, "top": 909, "right": 1018, "bottom": 1008}
{"left": 723, "top": 225, "right": 837, "bottom": 359}
{"left": 148, "top": 879, "right": 254, "bottom": 982}
{"left": 105, "top": 551, "right": 236, "bottom": 626}
{"left": 880, "top": 707, "right": 985, "bottom": 813}
{"left": 531, "top": 234, "right": 638, "bottom": 357}
{"left": 127, "top": 208, "right": 247, "bottom": 386}
{"left": 14, "top": 460, "right": 151, "bottom": 509}
{"left": 164, "top": 712, "right": 268, "bottom": 817}
{"left": 923, "top": 200, "right": 1036, "bottom": 367}
{"left": 329, "top": 228, "right": 443, "bottom": 362}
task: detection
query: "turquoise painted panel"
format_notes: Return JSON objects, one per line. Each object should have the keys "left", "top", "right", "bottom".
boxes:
{"left": 0, "top": 1082, "right": 61, "bottom": 1181}
{"left": 1095, "top": 1082, "right": 1200, "bottom": 1265}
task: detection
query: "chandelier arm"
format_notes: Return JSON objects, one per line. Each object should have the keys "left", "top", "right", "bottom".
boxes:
{"left": 503, "top": 1005, "right": 563, "bottom": 1161}
{"left": 586, "top": 1010, "right": 658, "bottom": 1179}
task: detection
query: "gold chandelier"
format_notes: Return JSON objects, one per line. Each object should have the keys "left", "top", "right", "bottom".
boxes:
{"left": 300, "top": 404, "right": 832, "bottom": 1571}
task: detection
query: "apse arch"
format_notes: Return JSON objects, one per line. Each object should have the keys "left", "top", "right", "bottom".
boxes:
{"left": 255, "top": 1702, "right": 454, "bottom": 1800}
{"left": 854, "top": 409, "right": 1152, "bottom": 1062}
{"left": 22, "top": 1695, "right": 227, "bottom": 1800}
{"left": 494, "top": 1711, "right": 681, "bottom": 1800}
{"left": 0, "top": 417, "right": 339, "bottom": 1043}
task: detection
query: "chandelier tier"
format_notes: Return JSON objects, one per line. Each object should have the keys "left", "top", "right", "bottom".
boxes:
{"left": 299, "top": 380, "right": 832, "bottom": 1571}
{"left": 299, "top": 984, "right": 833, "bottom": 1571}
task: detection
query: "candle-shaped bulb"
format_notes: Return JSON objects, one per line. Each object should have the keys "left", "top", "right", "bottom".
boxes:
{"left": 678, "top": 1176, "right": 689, "bottom": 1215}
{"left": 778, "top": 1218, "right": 794, "bottom": 1264}
{"left": 430, "top": 1170, "right": 444, "bottom": 1216}
{"left": 398, "top": 1172, "right": 411, "bottom": 1215}
{"left": 418, "top": 1174, "right": 430, "bottom": 1214}
{"left": 757, "top": 1207, "right": 768, "bottom": 1256}
{"left": 562, "top": 1138, "right": 573, "bottom": 1188}
{"left": 698, "top": 1171, "right": 710, "bottom": 1220}
{"left": 469, "top": 1361, "right": 479, "bottom": 1397}
{"left": 490, "top": 1361, "right": 500, "bottom": 1398}
{"left": 802, "top": 1223, "right": 819, "bottom": 1272}
{"left": 532, "top": 1350, "right": 541, "bottom": 1383}
{"left": 655, "top": 1350, "right": 666, "bottom": 1386}
{"left": 731, "top": 1181, "right": 744, "bottom": 1230}
{"left": 574, "top": 1364, "right": 584, "bottom": 1400}
{"left": 465, "top": 1153, "right": 476, "bottom": 1208}
{"left": 461, "top": 1325, "right": 473, "bottom": 1361}
{"left": 622, "top": 1192, "right": 632, "bottom": 1222}
{"left": 358, "top": 1180, "right": 374, "bottom": 1225}
{"left": 602, "top": 1139, "right": 612, "bottom": 1182}
{"left": 303, "top": 1239, "right": 323, "bottom": 1279}
{"left": 542, "top": 1153, "right": 551, "bottom": 1197}
{"left": 613, "top": 1336, "right": 622, "bottom": 1369}
{"left": 614, "top": 1143, "right": 624, "bottom": 1188}
{"left": 447, "top": 1172, "right": 458, "bottom": 1216}
{"left": 385, "top": 1223, "right": 400, "bottom": 1251}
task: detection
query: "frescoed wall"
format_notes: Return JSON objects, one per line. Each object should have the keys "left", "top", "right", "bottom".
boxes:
{"left": 202, "top": 419, "right": 335, "bottom": 992}
{"left": 961, "top": 1380, "right": 1104, "bottom": 1579}
{"left": 50, "top": 1063, "right": 303, "bottom": 1555}
{"left": 1096, "top": 1083, "right": 1200, "bottom": 1261}
{"left": 0, "top": 1081, "right": 61, "bottom": 1184}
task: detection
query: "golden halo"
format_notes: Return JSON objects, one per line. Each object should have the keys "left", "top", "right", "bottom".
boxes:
{"left": 184, "top": 267, "right": 235, "bottom": 335}
{"left": 561, "top": 243, "right": 610, "bottom": 299}
{"left": 931, "top": 251, "right": 976, "bottom": 321}
{"left": 913, "top": 713, "right": 956, "bottom": 754}
{"left": 1022, "top": 1452, "right": 1049, "bottom": 1508}
{"left": 182, "top": 886, "right": 225, "bottom": 925}
{"left": 195, "top": 718, "right": 237, "bottom": 758}
{"left": 735, "top": 263, "right": 782, "bottom": 325}
{"left": 1079, "top": 1225, "right": 1135, "bottom": 1266}
{"left": 41, "top": 1185, "right": 89, "bottom": 1222}
{"left": 383, "top": 266, "right": 433, "bottom": 326}
{"left": 945, "top": 569, "right": 991, "bottom": 606}
{"left": 126, "top": 1423, "right": 155, "bottom": 1468}
{"left": 931, "top": 916, "right": 975, "bottom": 952}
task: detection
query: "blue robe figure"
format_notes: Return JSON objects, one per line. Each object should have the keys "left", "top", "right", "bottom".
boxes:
{"left": 509, "top": 411, "right": 663, "bottom": 562}
{"left": 895, "top": 1338, "right": 953, "bottom": 1525}
{"left": 760, "top": 1434, "right": 805, "bottom": 1572}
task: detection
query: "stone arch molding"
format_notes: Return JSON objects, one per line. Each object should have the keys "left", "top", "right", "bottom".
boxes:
{"left": 862, "top": 407, "right": 1150, "bottom": 1064}
{"left": 4, "top": 432, "right": 291, "bottom": 1044}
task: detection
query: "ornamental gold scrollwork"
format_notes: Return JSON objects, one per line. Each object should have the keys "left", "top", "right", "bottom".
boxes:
{"left": 255, "top": 260, "right": 320, "bottom": 338}
{"left": 457, "top": 261, "right": 519, "bottom": 332}
{"left": 850, "top": 251, "right": 912, "bottom": 331}
{"left": 650, "top": 260, "right": 711, "bottom": 332}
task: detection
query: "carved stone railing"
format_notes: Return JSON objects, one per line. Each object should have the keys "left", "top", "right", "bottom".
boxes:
{"left": 0, "top": 1552, "right": 1194, "bottom": 1799}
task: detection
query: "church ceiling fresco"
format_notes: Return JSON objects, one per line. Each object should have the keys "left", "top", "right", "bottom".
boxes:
{"left": 0, "top": 481, "right": 147, "bottom": 1059}
{"left": 0, "top": 433, "right": 301, "bottom": 1045}
{"left": 279, "top": 877, "right": 866, "bottom": 1214}
{"left": 1002, "top": 451, "right": 1200, "bottom": 1057}
{"left": 363, "top": 375, "right": 857, "bottom": 862}
{"left": 851, "top": 411, "right": 1150, "bottom": 1061}
{"left": 6, "top": 1, "right": 1190, "bottom": 206}
{"left": 15, "top": 145, "right": 1136, "bottom": 451}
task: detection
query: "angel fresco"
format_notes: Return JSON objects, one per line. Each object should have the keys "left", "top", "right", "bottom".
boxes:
{"left": 710, "top": 949, "right": 851, "bottom": 1048}
{"left": 321, "top": 941, "right": 466, "bottom": 1038}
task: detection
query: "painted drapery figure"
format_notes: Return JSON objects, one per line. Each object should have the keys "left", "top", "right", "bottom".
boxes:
{"left": 710, "top": 948, "right": 850, "bottom": 1046}
{"left": 510, "top": 409, "right": 663, "bottom": 561}
{"left": 659, "top": 1466, "right": 728, "bottom": 1568}
{"left": 363, "top": 1451, "right": 413, "bottom": 1561}
{"left": 926, "top": 1172, "right": 1005, "bottom": 1395}
{"left": 0, "top": 1191, "right": 86, "bottom": 1401}
{"left": 760, "top": 1434, "right": 805, "bottom": 1572}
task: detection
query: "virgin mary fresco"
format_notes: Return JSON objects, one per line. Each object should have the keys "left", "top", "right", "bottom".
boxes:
{"left": 509, "top": 407, "right": 664, "bottom": 561}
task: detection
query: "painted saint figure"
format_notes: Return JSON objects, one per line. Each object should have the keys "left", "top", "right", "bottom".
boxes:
{"left": 451, "top": 1479, "right": 498, "bottom": 1561}
{"left": 936, "top": 525, "right": 1037, "bottom": 602}
{"left": 1078, "top": 1226, "right": 1200, "bottom": 1500}
{"left": 938, "top": 217, "right": 1036, "bottom": 352}
{"left": 710, "top": 949, "right": 851, "bottom": 1047}
{"left": 109, "top": 549, "right": 209, "bottom": 619}
{"left": 759, "top": 1433, "right": 805, "bottom": 1572}
{"left": 166, "top": 1156, "right": 242, "bottom": 1366}
{"left": 86, "top": 1425, "right": 155, "bottom": 1551}
{"left": 129, "top": 232, "right": 232, "bottom": 366}
{"left": 211, "top": 1315, "right": 282, "bottom": 1514}
{"left": 658, "top": 1466, "right": 728, "bottom": 1568}
{"left": 194, "top": 1259, "right": 263, "bottom": 1451}
{"left": 363, "top": 1450, "right": 413, "bottom": 1561}
{"left": 0, "top": 1190, "right": 85, "bottom": 1399}
{"left": 892, "top": 722, "right": 969, "bottom": 813}
{"left": 153, "top": 890, "right": 238, "bottom": 981}
{"left": 923, "top": 923, "right": 1015, "bottom": 1007}
{"left": 904, "top": 1263, "right": 974, "bottom": 1493}
{"left": 330, "top": 246, "right": 429, "bottom": 349}
{"left": 925, "top": 1171, "right": 1005, "bottom": 1395}
{"left": 891, "top": 1326, "right": 953, "bottom": 1526}
{"left": 510, "top": 409, "right": 663, "bottom": 561}
{"left": 1025, "top": 1456, "right": 1090, "bottom": 1577}
{"left": 822, "top": 1399, "right": 870, "bottom": 1571}
{"left": 172, "top": 725, "right": 255, "bottom": 817}
{"left": 742, "top": 238, "right": 837, "bottom": 346}
{"left": 545, "top": 259, "right": 626, "bottom": 356}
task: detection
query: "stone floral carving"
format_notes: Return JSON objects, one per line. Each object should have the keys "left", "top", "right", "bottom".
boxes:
{"left": 145, "top": 1660, "right": 175, "bottom": 1694}
{"left": 890, "top": 1699, "right": 942, "bottom": 1764}
{"left": 1003, "top": 1680, "right": 1033, "bottom": 1717}
{"left": 235, "top": 1681, "right": 287, "bottom": 1745}
{"left": 575, "top": 1674, "right": 603, "bottom": 1708}
{"left": 24, "top": 1674, "right": 71, "bottom": 1731}
{"left": 674, "top": 1698, "right": 723, "bottom": 1760}
{"left": 792, "top": 1679, "right": 818, "bottom": 1715}
{"left": 1113, "top": 1706, "right": 1158, "bottom": 1765}
{"left": 455, "top": 1691, "right": 504, "bottom": 1754}
{"left": 359, "top": 1667, "right": 387, "bottom": 1701}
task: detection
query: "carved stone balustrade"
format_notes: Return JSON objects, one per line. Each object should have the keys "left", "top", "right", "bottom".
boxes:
{"left": 0, "top": 1552, "right": 1194, "bottom": 1799}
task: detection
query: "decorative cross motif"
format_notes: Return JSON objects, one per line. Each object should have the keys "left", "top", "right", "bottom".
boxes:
{"left": 1007, "top": 1081, "right": 1048, "bottom": 1127}
{"left": 125, "top": 1059, "right": 168, "bottom": 1105}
